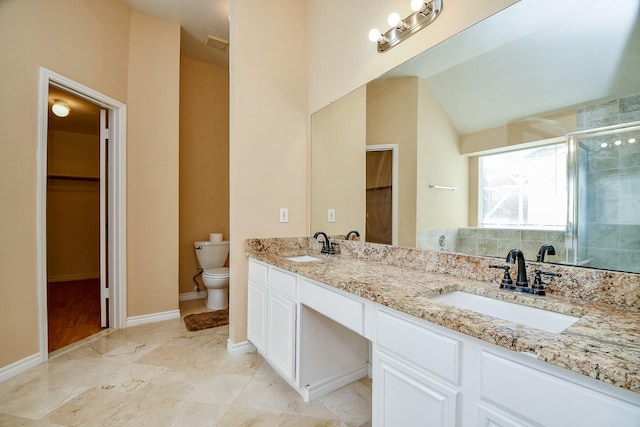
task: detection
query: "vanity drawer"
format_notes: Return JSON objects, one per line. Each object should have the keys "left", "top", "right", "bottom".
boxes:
{"left": 300, "top": 278, "right": 366, "bottom": 336}
{"left": 376, "top": 308, "right": 460, "bottom": 385}
{"left": 481, "top": 351, "right": 640, "bottom": 426}
{"left": 248, "top": 259, "right": 268, "bottom": 285}
{"left": 270, "top": 267, "right": 297, "bottom": 299}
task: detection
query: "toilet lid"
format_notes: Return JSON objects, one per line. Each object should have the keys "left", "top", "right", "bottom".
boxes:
{"left": 202, "top": 267, "right": 229, "bottom": 278}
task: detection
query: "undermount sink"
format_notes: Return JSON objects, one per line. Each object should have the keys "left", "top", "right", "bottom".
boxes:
{"left": 286, "top": 255, "right": 322, "bottom": 263}
{"left": 431, "top": 291, "right": 579, "bottom": 333}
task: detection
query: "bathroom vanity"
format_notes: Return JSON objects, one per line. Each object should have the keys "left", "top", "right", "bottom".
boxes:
{"left": 246, "top": 238, "right": 640, "bottom": 426}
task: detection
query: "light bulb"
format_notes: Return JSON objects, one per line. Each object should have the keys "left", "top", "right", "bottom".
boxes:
{"left": 51, "top": 100, "right": 70, "bottom": 118}
{"left": 600, "top": 142, "right": 608, "bottom": 148}
{"left": 628, "top": 138, "right": 636, "bottom": 144}
{"left": 411, "top": 0, "right": 426, "bottom": 12}
{"left": 368, "top": 28, "right": 383, "bottom": 43}
{"left": 614, "top": 140, "right": 622, "bottom": 146}
{"left": 388, "top": 12, "right": 402, "bottom": 27}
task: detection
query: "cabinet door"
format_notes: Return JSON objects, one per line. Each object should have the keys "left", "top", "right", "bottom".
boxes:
{"left": 247, "top": 279, "right": 268, "bottom": 354}
{"left": 268, "top": 291, "right": 297, "bottom": 382}
{"left": 476, "top": 404, "right": 540, "bottom": 427}
{"left": 374, "top": 352, "right": 458, "bottom": 427}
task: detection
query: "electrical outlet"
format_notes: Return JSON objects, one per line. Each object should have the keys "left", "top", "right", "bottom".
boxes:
{"left": 328, "top": 209, "right": 335, "bottom": 222}
{"left": 280, "top": 208, "right": 289, "bottom": 223}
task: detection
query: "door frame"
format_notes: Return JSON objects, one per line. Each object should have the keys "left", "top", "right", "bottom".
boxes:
{"left": 366, "top": 144, "right": 399, "bottom": 245}
{"left": 37, "top": 67, "right": 127, "bottom": 360}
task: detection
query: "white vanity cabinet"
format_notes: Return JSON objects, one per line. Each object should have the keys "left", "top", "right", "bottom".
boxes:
{"left": 267, "top": 268, "right": 298, "bottom": 382}
{"left": 374, "top": 305, "right": 640, "bottom": 427}
{"left": 478, "top": 351, "right": 640, "bottom": 427}
{"left": 247, "top": 260, "right": 298, "bottom": 383}
{"left": 247, "top": 258, "right": 640, "bottom": 426}
{"left": 247, "top": 259, "right": 369, "bottom": 399}
{"left": 247, "top": 260, "right": 269, "bottom": 354}
{"left": 374, "top": 306, "right": 461, "bottom": 427}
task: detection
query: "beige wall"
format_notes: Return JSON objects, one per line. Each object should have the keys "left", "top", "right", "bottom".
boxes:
{"left": 416, "top": 80, "right": 468, "bottom": 231}
{"left": 0, "top": 0, "right": 130, "bottom": 369}
{"left": 460, "top": 110, "right": 577, "bottom": 155}
{"left": 308, "top": 0, "right": 519, "bottom": 114}
{"left": 225, "top": 0, "right": 519, "bottom": 344}
{"left": 367, "top": 78, "right": 418, "bottom": 247}
{"left": 311, "top": 86, "right": 366, "bottom": 236}
{"left": 0, "top": 0, "right": 179, "bottom": 369}
{"left": 179, "top": 56, "right": 230, "bottom": 294}
{"left": 229, "top": 0, "right": 309, "bottom": 344}
{"left": 126, "top": 10, "right": 180, "bottom": 316}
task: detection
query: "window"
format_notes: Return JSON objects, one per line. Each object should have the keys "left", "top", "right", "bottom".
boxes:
{"left": 479, "top": 144, "right": 567, "bottom": 229}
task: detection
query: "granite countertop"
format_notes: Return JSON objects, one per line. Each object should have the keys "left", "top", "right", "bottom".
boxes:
{"left": 247, "top": 245, "right": 640, "bottom": 395}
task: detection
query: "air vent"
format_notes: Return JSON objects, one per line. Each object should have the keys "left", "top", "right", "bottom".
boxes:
{"left": 204, "top": 35, "right": 229, "bottom": 51}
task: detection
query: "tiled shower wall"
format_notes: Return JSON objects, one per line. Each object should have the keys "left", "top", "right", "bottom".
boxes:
{"left": 417, "top": 228, "right": 565, "bottom": 262}
{"left": 576, "top": 93, "right": 640, "bottom": 273}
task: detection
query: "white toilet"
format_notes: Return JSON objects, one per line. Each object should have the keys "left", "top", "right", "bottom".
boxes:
{"left": 194, "top": 240, "right": 230, "bottom": 310}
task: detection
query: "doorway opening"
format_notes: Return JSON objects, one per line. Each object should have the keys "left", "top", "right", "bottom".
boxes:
{"left": 37, "top": 68, "right": 127, "bottom": 360}
{"left": 46, "top": 86, "right": 104, "bottom": 351}
{"left": 365, "top": 144, "right": 398, "bottom": 245}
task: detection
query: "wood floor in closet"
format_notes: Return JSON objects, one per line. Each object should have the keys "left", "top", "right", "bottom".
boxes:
{"left": 47, "top": 279, "right": 104, "bottom": 352}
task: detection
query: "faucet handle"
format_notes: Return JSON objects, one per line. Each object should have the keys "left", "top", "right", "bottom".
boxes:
{"left": 489, "top": 265, "right": 515, "bottom": 289}
{"left": 531, "top": 270, "right": 562, "bottom": 296}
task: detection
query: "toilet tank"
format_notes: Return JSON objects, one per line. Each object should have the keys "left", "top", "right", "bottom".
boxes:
{"left": 194, "top": 241, "right": 229, "bottom": 269}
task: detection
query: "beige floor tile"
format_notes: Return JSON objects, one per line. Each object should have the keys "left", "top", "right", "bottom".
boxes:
{"left": 318, "top": 379, "right": 372, "bottom": 427}
{"left": 231, "top": 373, "right": 337, "bottom": 419}
{"left": 136, "top": 343, "right": 220, "bottom": 373}
{"left": 143, "top": 368, "right": 201, "bottom": 401}
{"left": 99, "top": 393, "right": 182, "bottom": 427}
{"left": 211, "top": 349, "right": 264, "bottom": 376}
{"left": 184, "top": 372, "right": 252, "bottom": 406}
{"left": 2, "top": 300, "right": 372, "bottom": 426}
{"left": 166, "top": 400, "right": 229, "bottom": 426}
{"left": 0, "top": 372, "right": 90, "bottom": 420}
{"left": 101, "top": 363, "right": 167, "bottom": 393}
{"left": 0, "top": 412, "right": 62, "bottom": 426}
{"left": 217, "top": 407, "right": 341, "bottom": 427}
{"left": 42, "top": 387, "right": 129, "bottom": 426}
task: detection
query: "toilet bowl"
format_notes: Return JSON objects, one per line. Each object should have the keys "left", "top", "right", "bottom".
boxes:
{"left": 194, "top": 240, "right": 230, "bottom": 310}
{"left": 201, "top": 267, "right": 229, "bottom": 310}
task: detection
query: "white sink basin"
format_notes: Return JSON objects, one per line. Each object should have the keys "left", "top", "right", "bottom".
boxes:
{"left": 286, "top": 255, "right": 322, "bottom": 263}
{"left": 431, "top": 291, "right": 579, "bottom": 333}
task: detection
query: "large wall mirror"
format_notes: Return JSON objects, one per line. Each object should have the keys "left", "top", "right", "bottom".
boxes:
{"left": 311, "top": 0, "right": 640, "bottom": 273}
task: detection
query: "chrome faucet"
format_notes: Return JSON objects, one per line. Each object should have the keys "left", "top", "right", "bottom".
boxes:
{"left": 345, "top": 230, "right": 360, "bottom": 241}
{"left": 506, "top": 248, "right": 529, "bottom": 288}
{"left": 536, "top": 243, "right": 556, "bottom": 262}
{"left": 313, "top": 231, "right": 335, "bottom": 255}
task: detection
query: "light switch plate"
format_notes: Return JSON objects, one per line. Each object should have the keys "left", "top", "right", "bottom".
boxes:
{"left": 328, "top": 209, "right": 335, "bottom": 222}
{"left": 280, "top": 208, "right": 288, "bottom": 223}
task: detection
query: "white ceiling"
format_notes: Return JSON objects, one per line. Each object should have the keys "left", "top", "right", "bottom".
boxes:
{"left": 121, "top": 0, "right": 230, "bottom": 68}
{"left": 381, "top": 0, "right": 640, "bottom": 135}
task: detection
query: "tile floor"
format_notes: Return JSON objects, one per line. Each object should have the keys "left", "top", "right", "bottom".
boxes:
{"left": 0, "top": 299, "right": 372, "bottom": 426}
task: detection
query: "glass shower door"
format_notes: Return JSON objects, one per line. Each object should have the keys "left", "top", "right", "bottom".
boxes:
{"left": 566, "top": 121, "right": 640, "bottom": 273}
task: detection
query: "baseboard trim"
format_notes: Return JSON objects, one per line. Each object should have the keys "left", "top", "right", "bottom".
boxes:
{"left": 0, "top": 353, "right": 41, "bottom": 383}
{"left": 227, "top": 339, "right": 256, "bottom": 356}
{"left": 126, "top": 309, "right": 180, "bottom": 327}
{"left": 47, "top": 274, "right": 100, "bottom": 283}
{"left": 301, "top": 364, "right": 369, "bottom": 402}
{"left": 179, "top": 291, "right": 208, "bottom": 301}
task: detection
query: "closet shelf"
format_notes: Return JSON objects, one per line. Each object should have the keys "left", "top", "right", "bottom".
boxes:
{"left": 47, "top": 174, "right": 100, "bottom": 182}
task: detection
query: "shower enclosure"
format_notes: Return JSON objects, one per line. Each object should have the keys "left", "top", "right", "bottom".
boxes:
{"left": 566, "top": 121, "right": 640, "bottom": 273}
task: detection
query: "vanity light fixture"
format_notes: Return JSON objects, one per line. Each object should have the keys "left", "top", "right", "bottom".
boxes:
{"left": 51, "top": 99, "right": 70, "bottom": 118}
{"left": 368, "top": 0, "right": 443, "bottom": 52}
